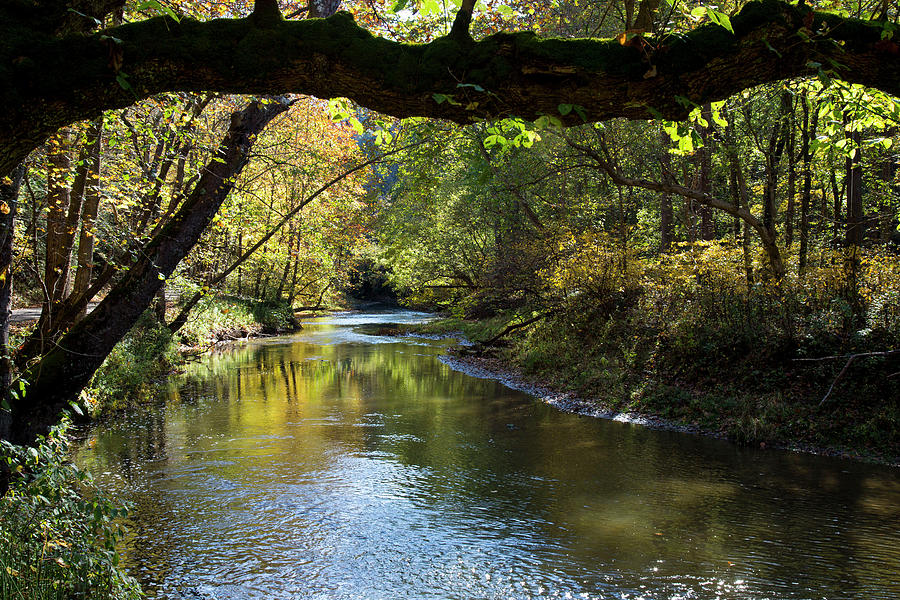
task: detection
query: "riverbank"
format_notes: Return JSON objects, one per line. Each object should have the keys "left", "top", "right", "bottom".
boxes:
{"left": 407, "top": 317, "right": 899, "bottom": 467}
{"left": 85, "top": 296, "right": 302, "bottom": 414}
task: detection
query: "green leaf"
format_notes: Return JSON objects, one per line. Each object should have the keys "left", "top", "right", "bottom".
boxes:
{"left": 817, "top": 67, "right": 833, "bottom": 89}
{"left": 327, "top": 98, "right": 351, "bottom": 120}
{"left": 483, "top": 134, "right": 508, "bottom": 149}
{"left": 136, "top": 0, "right": 180, "bottom": 22}
{"left": 432, "top": 93, "right": 460, "bottom": 106}
{"left": 69, "top": 400, "right": 84, "bottom": 417}
{"left": 710, "top": 101, "right": 728, "bottom": 127}
{"left": 558, "top": 103, "right": 573, "bottom": 116}
{"left": 534, "top": 115, "right": 562, "bottom": 129}
{"left": 708, "top": 9, "right": 734, "bottom": 34}
{"left": 674, "top": 95, "right": 695, "bottom": 109}
{"left": 348, "top": 116, "right": 364, "bottom": 135}
{"left": 391, "top": 0, "right": 410, "bottom": 12}
{"left": 116, "top": 72, "right": 133, "bottom": 93}
{"left": 420, "top": 0, "right": 441, "bottom": 15}
{"left": 514, "top": 130, "right": 540, "bottom": 147}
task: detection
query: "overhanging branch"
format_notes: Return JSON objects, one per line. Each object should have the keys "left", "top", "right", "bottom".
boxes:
{"left": 2, "top": 0, "right": 900, "bottom": 176}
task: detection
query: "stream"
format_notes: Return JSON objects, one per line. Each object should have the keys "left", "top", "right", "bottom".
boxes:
{"left": 75, "top": 310, "right": 900, "bottom": 599}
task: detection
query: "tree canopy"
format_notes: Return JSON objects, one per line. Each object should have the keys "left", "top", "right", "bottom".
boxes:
{"left": 2, "top": 0, "right": 900, "bottom": 177}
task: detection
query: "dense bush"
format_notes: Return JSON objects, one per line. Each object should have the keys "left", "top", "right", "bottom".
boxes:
{"left": 0, "top": 420, "right": 141, "bottom": 600}
{"left": 87, "top": 312, "right": 177, "bottom": 412}
{"left": 177, "top": 296, "right": 297, "bottom": 346}
{"left": 441, "top": 237, "right": 900, "bottom": 460}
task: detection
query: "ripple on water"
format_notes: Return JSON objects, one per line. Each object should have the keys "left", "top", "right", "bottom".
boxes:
{"left": 75, "top": 310, "right": 900, "bottom": 600}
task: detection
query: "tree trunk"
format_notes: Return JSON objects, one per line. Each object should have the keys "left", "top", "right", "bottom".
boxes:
{"left": 633, "top": 0, "right": 661, "bottom": 31}
{"left": 0, "top": 164, "right": 26, "bottom": 446}
{"left": 4, "top": 1, "right": 900, "bottom": 179}
{"left": 831, "top": 170, "right": 843, "bottom": 244}
{"left": 762, "top": 92, "right": 791, "bottom": 235}
{"left": 799, "top": 97, "right": 817, "bottom": 276}
{"left": 275, "top": 227, "right": 294, "bottom": 299}
{"left": 72, "top": 118, "right": 104, "bottom": 317}
{"left": 697, "top": 103, "right": 715, "bottom": 240}
{"left": 658, "top": 128, "right": 673, "bottom": 253}
{"left": 784, "top": 100, "right": 797, "bottom": 249}
{"left": 44, "top": 129, "right": 74, "bottom": 308}
{"left": 845, "top": 128, "right": 864, "bottom": 247}
{"left": 725, "top": 120, "right": 755, "bottom": 283}
{"left": 9, "top": 98, "right": 290, "bottom": 445}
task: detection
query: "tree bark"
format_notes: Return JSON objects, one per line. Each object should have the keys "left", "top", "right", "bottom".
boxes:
{"left": 830, "top": 170, "right": 842, "bottom": 244}
{"left": 845, "top": 128, "right": 864, "bottom": 247}
{"left": 3, "top": 0, "right": 900, "bottom": 177}
{"left": 761, "top": 91, "right": 791, "bottom": 234}
{"left": 44, "top": 130, "right": 74, "bottom": 308}
{"left": 658, "top": 127, "right": 673, "bottom": 253}
{"left": 9, "top": 97, "right": 290, "bottom": 445}
{"left": 0, "top": 164, "right": 26, "bottom": 448}
{"left": 784, "top": 98, "right": 797, "bottom": 249}
{"left": 72, "top": 118, "right": 104, "bottom": 315}
{"left": 697, "top": 103, "right": 714, "bottom": 241}
{"left": 798, "top": 96, "right": 817, "bottom": 276}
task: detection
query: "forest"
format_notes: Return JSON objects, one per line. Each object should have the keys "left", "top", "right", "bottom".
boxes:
{"left": 0, "top": 0, "right": 899, "bottom": 597}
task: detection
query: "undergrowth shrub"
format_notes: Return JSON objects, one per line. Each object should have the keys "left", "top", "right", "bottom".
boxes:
{"left": 87, "top": 311, "right": 176, "bottom": 412}
{"left": 0, "top": 420, "right": 141, "bottom": 600}
{"left": 509, "top": 239, "right": 899, "bottom": 453}
{"left": 177, "top": 296, "right": 296, "bottom": 346}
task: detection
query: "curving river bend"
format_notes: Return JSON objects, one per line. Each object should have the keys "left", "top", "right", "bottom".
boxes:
{"left": 76, "top": 310, "right": 900, "bottom": 600}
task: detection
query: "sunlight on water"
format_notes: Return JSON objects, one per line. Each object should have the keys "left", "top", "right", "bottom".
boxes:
{"left": 76, "top": 311, "right": 900, "bottom": 600}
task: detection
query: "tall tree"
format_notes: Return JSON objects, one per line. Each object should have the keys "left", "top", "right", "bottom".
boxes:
{"left": 8, "top": 97, "right": 291, "bottom": 445}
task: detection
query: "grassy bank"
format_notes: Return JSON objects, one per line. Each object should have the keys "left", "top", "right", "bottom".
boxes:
{"left": 413, "top": 250, "right": 900, "bottom": 465}
{"left": 84, "top": 296, "right": 298, "bottom": 414}
{"left": 422, "top": 313, "right": 898, "bottom": 464}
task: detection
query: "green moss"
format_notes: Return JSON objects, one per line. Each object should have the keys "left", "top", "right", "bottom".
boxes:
{"left": 517, "top": 34, "right": 642, "bottom": 76}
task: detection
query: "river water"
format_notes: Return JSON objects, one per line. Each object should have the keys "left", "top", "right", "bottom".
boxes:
{"left": 76, "top": 310, "right": 900, "bottom": 600}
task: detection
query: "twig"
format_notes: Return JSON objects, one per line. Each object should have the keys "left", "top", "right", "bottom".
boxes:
{"left": 793, "top": 349, "right": 900, "bottom": 362}
{"left": 479, "top": 311, "right": 552, "bottom": 347}
{"left": 792, "top": 349, "right": 900, "bottom": 407}
{"left": 818, "top": 355, "right": 855, "bottom": 407}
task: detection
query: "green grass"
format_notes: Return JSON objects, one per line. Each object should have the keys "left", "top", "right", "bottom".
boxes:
{"left": 87, "top": 296, "right": 298, "bottom": 413}
{"left": 87, "top": 312, "right": 177, "bottom": 412}
{"left": 177, "top": 296, "right": 297, "bottom": 347}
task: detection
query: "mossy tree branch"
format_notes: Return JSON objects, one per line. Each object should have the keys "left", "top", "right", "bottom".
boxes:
{"left": 2, "top": 0, "right": 900, "bottom": 176}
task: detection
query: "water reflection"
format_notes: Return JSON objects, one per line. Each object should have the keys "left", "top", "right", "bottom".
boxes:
{"left": 77, "top": 311, "right": 900, "bottom": 599}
